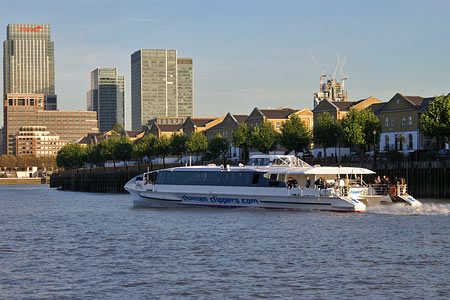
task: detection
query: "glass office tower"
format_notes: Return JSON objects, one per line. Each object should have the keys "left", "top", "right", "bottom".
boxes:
{"left": 87, "top": 68, "right": 125, "bottom": 132}
{"left": 131, "top": 49, "right": 193, "bottom": 130}
{"left": 3, "top": 24, "right": 55, "bottom": 99}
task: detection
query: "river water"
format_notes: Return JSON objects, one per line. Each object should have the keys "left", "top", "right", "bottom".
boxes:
{"left": 1, "top": 185, "right": 449, "bottom": 300}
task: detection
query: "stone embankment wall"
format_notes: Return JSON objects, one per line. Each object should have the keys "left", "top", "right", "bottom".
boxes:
{"left": 50, "top": 170, "right": 141, "bottom": 193}
{"left": 0, "top": 178, "right": 44, "bottom": 185}
{"left": 375, "top": 166, "right": 450, "bottom": 199}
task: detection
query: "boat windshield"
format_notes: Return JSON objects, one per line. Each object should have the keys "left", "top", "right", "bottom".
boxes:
{"left": 247, "top": 157, "right": 271, "bottom": 166}
{"left": 247, "top": 155, "right": 310, "bottom": 167}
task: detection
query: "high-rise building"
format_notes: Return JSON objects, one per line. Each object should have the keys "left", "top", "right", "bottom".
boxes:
{"left": 3, "top": 93, "right": 98, "bottom": 155}
{"left": 87, "top": 68, "right": 125, "bottom": 132}
{"left": 3, "top": 24, "right": 55, "bottom": 101}
{"left": 177, "top": 58, "right": 194, "bottom": 118}
{"left": 131, "top": 49, "right": 193, "bottom": 130}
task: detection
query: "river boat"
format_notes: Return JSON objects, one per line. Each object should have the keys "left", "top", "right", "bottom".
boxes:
{"left": 125, "top": 155, "right": 421, "bottom": 212}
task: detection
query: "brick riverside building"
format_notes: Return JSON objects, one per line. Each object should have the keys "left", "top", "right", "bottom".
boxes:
{"left": 3, "top": 93, "right": 98, "bottom": 155}
{"left": 16, "top": 126, "right": 64, "bottom": 156}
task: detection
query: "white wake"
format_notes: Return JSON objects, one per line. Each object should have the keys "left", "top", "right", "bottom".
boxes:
{"left": 366, "top": 203, "right": 450, "bottom": 215}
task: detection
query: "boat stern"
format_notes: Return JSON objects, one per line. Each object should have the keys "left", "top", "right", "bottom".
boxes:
{"left": 396, "top": 194, "right": 422, "bottom": 207}
{"left": 330, "top": 196, "right": 366, "bottom": 212}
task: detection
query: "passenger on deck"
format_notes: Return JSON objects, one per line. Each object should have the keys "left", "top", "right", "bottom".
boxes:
{"left": 315, "top": 177, "right": 325, "bottom": 189}
{"left": 287, "top": 176, "right": 297, "bottom": 189}
{"left": 305, "top": 176, "right": 311, "bottom": 188}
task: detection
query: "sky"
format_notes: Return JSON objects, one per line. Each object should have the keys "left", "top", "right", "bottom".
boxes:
{"left": 1, "top": 0, "right": 450, "bottom": 130}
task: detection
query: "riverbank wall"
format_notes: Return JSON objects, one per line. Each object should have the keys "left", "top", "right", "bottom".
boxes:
{"left": 0, "top": 178, "right": 45, "bottom": 185}
{"left": 50, "top": 170, "right": 140, "bottom": 193}
{"left": 50, "top": 161, "right": 450, "bottom": 198}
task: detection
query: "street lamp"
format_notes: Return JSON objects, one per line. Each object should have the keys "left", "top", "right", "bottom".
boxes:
{"left": 334, "top": 132, "right": 337, "bottom": 163}
{"left": 373, "top": 130, "right": 377, "bottom": 167}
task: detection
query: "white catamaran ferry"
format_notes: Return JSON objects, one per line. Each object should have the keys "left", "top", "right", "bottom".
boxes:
{"left": 124, "top": 155, "right": 421, "bottom": 212}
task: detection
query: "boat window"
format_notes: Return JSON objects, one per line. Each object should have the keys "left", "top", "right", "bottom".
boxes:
{"left": 156, "top": 170, "right": 286, "bottom": 187}
{"left": 272, "top": 159, "right": 283, "bottom": 165}
{"left": 252, "top": 174, "right": 259, "bottom": 184}
{"left": 246, "top": 158, "right": 271, "bottom": 166}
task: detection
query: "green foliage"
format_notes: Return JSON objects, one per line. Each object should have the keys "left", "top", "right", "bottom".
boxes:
{"left": 232, "top": 123, "right": 251, "bottom": 160}
{"left": 112, "top": 136, "right": 133, "bottom": 162}
{"left": 280, "top": 114, "right": 312, "bottom": 155}
{"left": 313, "top": 112, "right": 342, "bottom": 157}
{"left": 360, "top": 109, "right": 382, "bottom": 146}
{"left": 186, "top": 132, "right": 208, "bottom": 155}
{"left": 341, "top": 108, "right": 381, "bottom": 153}
{"left": 170, "top": 132, "right": 188, "bottom": 158}
{"left": 420, "top": 95, "right": 450, "bottom": 146}
{"left": 0, "top": 155, "right": 18, "bottom": 169}
{"left": 99, "top": 138, "right": 115, "bottom": 163}
{"left": 208, "top": 135, "right": 230, "bottom": 160}
{"left": 84, "top": 145, "right": 101, "bottom": 166}
{"left": 139, "top": 134, "right": 158, "bottom": 160}
{"left": 56, "top": 144, "right": 85, "bottom": 169}
{"left": 155, "top": 136, "right": 171, "bottom": 167}
{"left": 249, "top": 121, "right": 278, "bottom": 154}
{"left": 111, "top": 122, "right": 125, "bottom": 135}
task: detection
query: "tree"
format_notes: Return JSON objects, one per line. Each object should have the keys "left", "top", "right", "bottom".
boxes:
{"left": 280, "top": 114, "right": 312, "bottom": 156}
{"left": 341, "top": 108, "right": 381, "bottom": 156}
{"left": 249, "top": 121, "right": 278, "bottom": 154}
{"left": 84, "top": 144, "right": 101, "bottom": 168}
{"left": 186, "top": 132, "right": 208, "bottom": 161}
{"left": 208, "top": 135, "right": 229, "bottom": 163}
{"left": 6, "top": 155, "right": 18, "bottom": 170}
{"left": 420, "top": 94, "right": 450, "bottom": 148}
{"left": 139, "top": 134, "right": 158, "bottom": 168}
{"left": 111, "top": 122, "right": 125, "bottom": 135}
{"left": 313, "top": 112, "right": 341, "bottom": 158}
{"left": 112, "top": 136, "right": 133, "bottom": 166}
{"left": 170, "top": 132, "right": 188, "bottom": 164}
{"left": 155, "top": 136, "right": 171, "bottom": 168}
{"left": 232, "top": 123, "right": 251, "bottom": 161}
{"left": 99, "top": 138, "right": 116, "bottom": 167}
{"left": 56, "top": 144, "right": 85, "bottom": 169}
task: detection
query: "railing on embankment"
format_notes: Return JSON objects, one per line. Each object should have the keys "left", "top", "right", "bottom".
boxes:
{"left": 50, "top": 163, "right": 180, "bottom": 193}
{"left": 332, "top": 160, "right": 450, "bottom": 199}
{"left": 50, "top": 161, "right": 450, "bottom": 198}
{"left": 375, "top": 162, "right": 450, "bottom": 199}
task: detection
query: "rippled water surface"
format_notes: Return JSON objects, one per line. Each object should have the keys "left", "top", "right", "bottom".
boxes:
{"left": 1, "top": 185, "right": 450, "bottom": 300}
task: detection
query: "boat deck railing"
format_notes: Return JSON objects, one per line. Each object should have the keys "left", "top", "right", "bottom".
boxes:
{"left": 338, "top": 184, "right": 408, "bottom": 197}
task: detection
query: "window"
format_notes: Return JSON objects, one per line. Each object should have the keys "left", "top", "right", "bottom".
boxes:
{"left": 391, "top": 118, "right": 395, "bottom": 126}
{"left": 385, "top": 118, "right": 388, "bottom": 127}
{"left": 408, "top": 116, "right": 412, "bottom": 125}
{"left": 276, "top": 122, "right": 281, "bottom": 130}
{"left": 385, "top": 135, "right": 390, "bottom": 151}
{"left": 402, "top": 117, "right": 406, "bottom": 126}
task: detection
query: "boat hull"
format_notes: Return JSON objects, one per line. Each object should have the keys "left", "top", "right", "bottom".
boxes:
{"left": 126, "top": 186, "right": 365, "bottom": 212}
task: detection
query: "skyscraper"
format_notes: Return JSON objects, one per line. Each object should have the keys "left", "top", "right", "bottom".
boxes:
{"left": 131, "top": 49, "right": 193, "bottom": 130}
{"left": 87, "top": 68, "right": 125, "bottom": 132}
{"left": 3, "top": 24, "right": 56, "bottom": 108}
{"left": 177, "top": 58, "right": 194, "bottom": 118}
